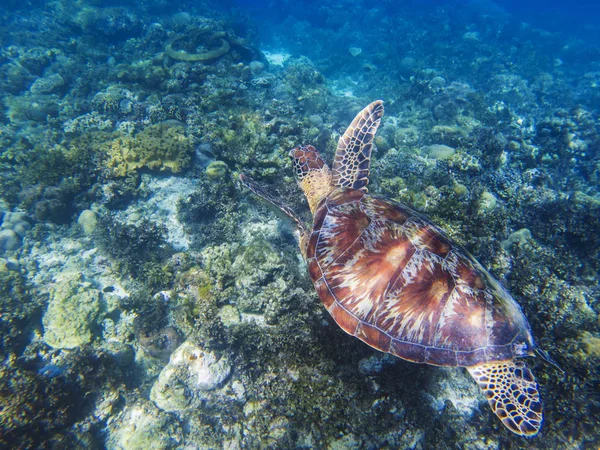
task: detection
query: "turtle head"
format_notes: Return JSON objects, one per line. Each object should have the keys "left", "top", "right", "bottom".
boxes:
{"left": 289, "top": 145, "right": 334, "bottom": 215}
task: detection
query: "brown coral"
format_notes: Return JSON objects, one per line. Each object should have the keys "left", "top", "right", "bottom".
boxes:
{"left": 104, "top": 121, "right": 193, "bottom": 177}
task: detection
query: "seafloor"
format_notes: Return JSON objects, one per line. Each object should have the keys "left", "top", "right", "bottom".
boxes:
{"left": 0, "top": 0, "right": 599, "bottom": 448}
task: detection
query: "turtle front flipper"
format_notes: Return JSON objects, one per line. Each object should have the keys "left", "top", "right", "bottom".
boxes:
{"left": 467, "top": 361, "right": 543, "bottom": 436}
{"left": 332, "top": 100, "right": 384, "bottom": 192}
{"left": 239, "top": 174, "right": 307, "bottom": 237}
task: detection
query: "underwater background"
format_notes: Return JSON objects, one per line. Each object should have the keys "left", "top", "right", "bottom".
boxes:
{"left": 0, "top": 0, "right": 599, "bottom": 448}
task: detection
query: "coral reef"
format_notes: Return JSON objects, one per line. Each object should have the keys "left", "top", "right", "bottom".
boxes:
{"left": 0, "top": 346, "right": 131, "bottom": 449}
{"left": 0, "top": 0, "right": 599, "bottom": 447}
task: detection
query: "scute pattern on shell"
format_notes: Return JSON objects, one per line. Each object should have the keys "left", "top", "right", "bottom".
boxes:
{"left": 306, "top": 188, "right": 534, "bottom": 367}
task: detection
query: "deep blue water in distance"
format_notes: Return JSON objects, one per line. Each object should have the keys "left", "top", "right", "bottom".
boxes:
{"left": 234, "top": 0, "right": 600, "bottom": 41}
{"left": 491, "top": 0, "right": 600, "bottom": 36}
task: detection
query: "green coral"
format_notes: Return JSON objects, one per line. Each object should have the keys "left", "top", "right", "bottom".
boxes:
{"left": 230, "top": 238, "right": 288, "bottom": 319}
{"left": 579, "top": 332, "right": 600, "bottom": 358}
{"left": 201, "top": 108, "right": 319, "bottom": 180}
{"left": 95, "top": 215, "right": 174, "bottom": 284}
{"left": 0, "top": 268, "right": 38, "bottom": 357}
{"left": 171, "top": 257, "right": 230, "bottom": 350}
{"left": 0, "top": 131, "right": 98, "bottom": 215}
{"left": 172, "top": 265, "right": 226, "bottom": 345}
{"left": 104, "top": 121, "right": 193, "bottom": 177}
{"left": 177, "top": 175, "right": 242, "bottom": 248}
{"left": 169, "top": 235, "right": 296, "bottom": 351}
{"left": 140, "top": 261, "right": 175, "bottom": 292}
{"left": 4, "top": 93, "right": 59, "bottom": 123}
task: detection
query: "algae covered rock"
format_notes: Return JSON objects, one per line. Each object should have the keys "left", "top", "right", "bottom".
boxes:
{"left": 106, "top": 399, "right": 182, "bottom": 450}
{"left": 42, "top": 272, "right": 103, "bottom": 349}
{"left": 502, "top": 228, "right": 532, "bottom": 252}
{"left": 423, "top": 144, "right": 456, "bottom": 160}
{"left": 0, "top": 229, "right": 20, "bottom": 252}
{"left": 231, "top": 237, "right": 286, "bottom": 291}
{"left": 1, "top": 211, "right": 32, "bottom": 237}
{"left": 150, "top": 339, "right": 231, "bottom": 412}
{"left": 477, "top": 190, "right": 498, "bottom": 214}
{"left": 77, "top": 209, "right": 98, "bottom": 235}
{"left": 228, "top": 236, "right": 294, "bottom": 321}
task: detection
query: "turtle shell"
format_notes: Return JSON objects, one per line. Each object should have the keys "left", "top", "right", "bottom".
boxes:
{"left": 306, "top": 188, "right": 535, "bottom": 367}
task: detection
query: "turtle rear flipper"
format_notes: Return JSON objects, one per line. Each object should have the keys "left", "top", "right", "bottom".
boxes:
{"left": 467, "top": 361, "right": 543, "bottom": 436}
{"left": 239, "top": 174, "right": 307, "bottom": 236}
{"left": 332, "top": 100, "right": 384, "bottom": 192}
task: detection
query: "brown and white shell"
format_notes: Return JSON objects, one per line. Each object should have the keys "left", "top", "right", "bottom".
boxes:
{"left": 240, "top": 100, "right": 543, "bottom": 436}
{"left": 305, "top": 187, "right": 535, "bottom": 367}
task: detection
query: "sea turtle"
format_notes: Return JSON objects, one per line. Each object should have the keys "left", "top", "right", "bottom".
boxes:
{"left": 240, "top": 100, "right": 543, "bottom": 436}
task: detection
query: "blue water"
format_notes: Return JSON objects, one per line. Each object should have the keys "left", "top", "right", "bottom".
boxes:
{"left": 234, "top": 0, "right": 600, "bottom": 31}
{"left": 493, "top": 0, "right": 600, "bottom": 30}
